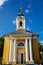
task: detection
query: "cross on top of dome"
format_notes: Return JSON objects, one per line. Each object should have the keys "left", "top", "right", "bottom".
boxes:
{"left": 18, "top": 7, "right": 24, "bottom": 16}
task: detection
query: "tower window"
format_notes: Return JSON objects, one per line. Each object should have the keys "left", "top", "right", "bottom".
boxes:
{"left": 20, "top": 21, "right": 22, "bottom": 26}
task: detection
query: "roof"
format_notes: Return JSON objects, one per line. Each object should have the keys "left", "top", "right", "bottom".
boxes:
{"left": 3, "top": 29, "right": 38, "bottom": 37}
{"left": 2, "top": 7, "right": 39, "bottom": 37}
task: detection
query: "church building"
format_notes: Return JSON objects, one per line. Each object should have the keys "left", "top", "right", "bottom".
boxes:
{"left": 2, "top": 7, "right": 40, "bottom": 64}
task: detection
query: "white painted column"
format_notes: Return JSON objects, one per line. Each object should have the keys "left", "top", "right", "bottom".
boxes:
{"left": 29, "top": 38, "right": 33, "bottom": 61}
{"left": 25, "top": 38, "right": 29, "bottom": 62}
{"left": 13, "top": 39, "right": 16, "bottom": 62}
{"left": 9, "top": 39, "right": 12, "bottom": 62}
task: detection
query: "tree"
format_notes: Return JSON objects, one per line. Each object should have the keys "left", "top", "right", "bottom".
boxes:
{"left": 38, "top": 42, "right": 43, "bottom": 64}
{"left": 0, "top": 37, "right": 4, "bottom": 63}
{"left": 38, "top": 42, "right": 43, "bottom": 51}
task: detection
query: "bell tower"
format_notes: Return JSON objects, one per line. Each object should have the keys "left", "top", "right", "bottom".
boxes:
{"left": 16, "top": 7, "right": 26, "bottom": 30}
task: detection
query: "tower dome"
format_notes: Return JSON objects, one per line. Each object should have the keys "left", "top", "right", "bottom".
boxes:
{"left": 18, "top": 7, "right": 24, "bottom": 16}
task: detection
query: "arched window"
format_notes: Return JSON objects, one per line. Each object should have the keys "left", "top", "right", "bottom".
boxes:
{"left": 18, "top": 42, "right": 24, "bottom": 46}
{"left": 20, "top": 21, "right": 22, "bottom": 26}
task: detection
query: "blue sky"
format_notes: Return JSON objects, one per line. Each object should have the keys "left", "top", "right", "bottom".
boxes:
{"left": 0, "top": 0, "right": 43, "bottom": 42}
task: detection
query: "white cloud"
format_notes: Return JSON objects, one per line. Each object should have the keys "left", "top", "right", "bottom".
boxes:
{"left": 40, "top": 41, "right": 43, "bottom": 43}
{"left": 25, "top": 9, "right": 32, "bottom": 14}
{"left": 12, "top": 20, "right": 16, "bottom": 24}
{"left": 29, "top": 19, "right": 32, "bottom": 23}
{"left": 27, "top": 26, "right": 31, "bottom": 31}
{"left": 0, "top": 0, "right": 8, "bottom": 6}
{"left": 28, "top": 5, "right": 32, "bottom": 9}
{"left": 25, "top": 9, "right": 29, "bottom": 14}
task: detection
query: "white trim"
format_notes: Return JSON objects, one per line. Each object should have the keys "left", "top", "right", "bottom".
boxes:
{"left": 16, "top": 27, "right": 25, "bottom": 29}
{"left": 25, "top": 38, "right": 29, "bottom": 62}
{"left": 16, "top": 18, "right": 18, "bottom": 29}
{"left": 4, "top": 37, "right": 9, "bottom": 39}
{"left": 29, "top": 39, "right": 33, "bottom": 61}
{"left": 17, "top": 41, "right": 25, "bottom": 46}
{"left": 16, "top": 15, "right": 26, "bottom": 30}
{"left": 9, "top": 39, "right": 12, "bottom": 62}
{"left": 23, "top": 19, "right": 25, "bottom": 29}
{"left": 18, "top": 50, "right": 24, "bottom": 63}
{"left": 13, "top": 39, "right": 16, "bottom": 62}
{"left": 7, "top": 61, "right": 8, "bottom": 64}
{"left": 25, "top": 37, "right": 32, "bottom": 40}
{"left": 33, "top": 36, "right": 37, "bottom": 39}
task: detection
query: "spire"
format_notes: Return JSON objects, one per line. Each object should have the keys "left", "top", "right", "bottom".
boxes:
{"left": 18, "top": 7, "right": 24, "bottom": 16}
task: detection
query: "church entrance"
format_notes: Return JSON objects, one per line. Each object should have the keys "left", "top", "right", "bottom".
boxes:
{"left": 18, "top": 50, "right": 24, "bottom": 64}
{"left": 17, "top": 42, "right": 25, "bottom": 64}
{"left": 21, "top": 53, "right": 23, "bottom": 64}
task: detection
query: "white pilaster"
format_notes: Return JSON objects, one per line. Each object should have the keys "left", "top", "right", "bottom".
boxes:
{"left": 16, "top": 18, "right": 19, "bottom": 29}
{"left": 13, "top": 39, "right": 16, "bottom": 62}
{"left": 9, "top": 39, "right": 12, "bottom": 62}
{"left": 23, "top": 19, "right": 25, "bottom": 29}
{"left": 29, "top": 38, "right": 33, "bottom": 61}
{"left": 25, "top": 38, "right": 29, "bottom": 62}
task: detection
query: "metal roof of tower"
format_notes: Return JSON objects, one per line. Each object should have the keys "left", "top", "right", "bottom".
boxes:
{"left": 18, "top": 7, "right": 24, "bottom": 16}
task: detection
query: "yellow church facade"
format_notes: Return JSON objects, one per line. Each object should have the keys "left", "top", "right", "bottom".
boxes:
{"left": 2, "top": 7, "right": 40, "bottom": 64}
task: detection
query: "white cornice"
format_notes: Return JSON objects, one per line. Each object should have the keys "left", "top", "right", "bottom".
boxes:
{"left": 4, "top": 36, "right": 9, "bottom": 39}
{"left": 32, "top": 36, "right": 37, "bottom": 39}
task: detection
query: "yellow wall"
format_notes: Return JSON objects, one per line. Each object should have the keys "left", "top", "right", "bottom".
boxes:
{"left": 32, "top": 39, "right": 40, "bottom": 62}
{"left": 2, "top": 36, "right": 40, "bottom": 63}
{"left": 2, "top": 38, "right": 10, "bottom": 63}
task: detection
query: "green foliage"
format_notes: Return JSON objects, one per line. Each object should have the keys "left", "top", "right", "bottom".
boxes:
{"left": 0, "top": 37, "right": 4, "bottom": 63}
{"left": 38, "top": 43, "right": 43, "bottom": 51}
